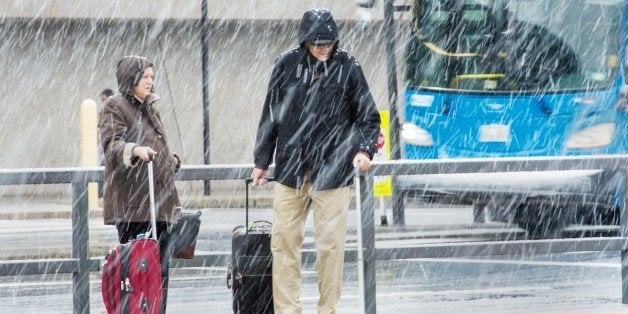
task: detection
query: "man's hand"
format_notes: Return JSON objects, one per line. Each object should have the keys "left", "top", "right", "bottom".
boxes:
{"left": 132, "top": 146, "right": 157, "bottom": 162}
{"left": 352, "top": 153, "right": 371, "bottom": 172}
{"left": 251, "top": 167, "right": 268, "bottom": 187}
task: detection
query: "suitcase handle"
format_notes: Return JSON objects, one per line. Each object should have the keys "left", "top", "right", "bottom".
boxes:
{"left": 244, "top": 177, "right": 274, "bottom": 233}
{"left": 147, "top": 153, "right": 158, "bottom": 241}
{"left": 244, "top": 177, "right": 274, "bottom": 185}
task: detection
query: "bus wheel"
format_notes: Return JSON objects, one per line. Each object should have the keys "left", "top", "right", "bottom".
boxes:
{"left": 514, "top": 201, "right": 570, "bottom": 239}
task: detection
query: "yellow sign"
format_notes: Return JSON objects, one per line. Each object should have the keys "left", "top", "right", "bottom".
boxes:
{"left": 373, "top": 110, "right": 392, "bottom": 197}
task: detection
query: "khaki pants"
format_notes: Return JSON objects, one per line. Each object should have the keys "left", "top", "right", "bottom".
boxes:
{"left": 271, "top": 181, "right": 350, "bottom": 314}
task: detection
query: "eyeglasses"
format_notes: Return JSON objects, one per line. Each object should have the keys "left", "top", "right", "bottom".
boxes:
{"left": 310, "top": 42, "right": 334, "bottom": 49}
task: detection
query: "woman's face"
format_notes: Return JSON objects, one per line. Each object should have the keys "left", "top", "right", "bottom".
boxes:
{"left": 133, "top": 67, "right": 154, "bottom": 101}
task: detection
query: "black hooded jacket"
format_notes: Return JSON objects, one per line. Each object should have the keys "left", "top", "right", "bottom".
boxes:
{"left": 253, "top": 10, "right": 380, "bottom": 190}
{"left": 297, "top": 9, "right": 339, "bottom": 45}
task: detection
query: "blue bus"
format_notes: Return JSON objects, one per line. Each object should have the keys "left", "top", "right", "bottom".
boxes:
{"left": 374, "top": 0, "right": 627, "bottom": 237}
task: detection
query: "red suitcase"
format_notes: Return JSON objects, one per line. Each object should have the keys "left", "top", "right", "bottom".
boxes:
{"left": 101, "top": 239, "right": 162, "bottom": 313}
{"left": 101, "top": 159, "right": 163, "bottom": 313}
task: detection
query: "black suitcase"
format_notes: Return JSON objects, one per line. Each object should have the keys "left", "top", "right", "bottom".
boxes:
{"left": 227, "top": 178, "right": 274, "bottom": 313}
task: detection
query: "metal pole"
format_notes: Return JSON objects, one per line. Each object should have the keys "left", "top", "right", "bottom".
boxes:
{"left": 71, "top": 180, "right": 90, "bottom": 313}
{"left": 384, "top": 0, "right": 405, "bottom": 224}
{"left": 360, "top": 173, "right": 377, "bottom": 313}
{"left": 383, "top": 0, "right": 401, "bottom": 161}
{"left": 201, "top": 0, "right": 211, "bottom": 195}
{"left": 620, "top": 168, "right": 628, "bottom": 304}
{"left": 354, "top": 166, "right": 366, "bottom": 313}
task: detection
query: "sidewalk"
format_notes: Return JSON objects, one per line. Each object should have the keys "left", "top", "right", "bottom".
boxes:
{"left": 0, "top": 190, "right": 277, "bottom": 220}
{"left": 0, "top": 185, "right": 365, "bottom": 220}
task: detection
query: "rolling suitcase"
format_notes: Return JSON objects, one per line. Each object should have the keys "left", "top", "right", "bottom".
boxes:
{"left": 101, "top": 159, "right": 163, "bottom": 314}
{"left": 227, "top": 178, "right": 274, "bottom": 313}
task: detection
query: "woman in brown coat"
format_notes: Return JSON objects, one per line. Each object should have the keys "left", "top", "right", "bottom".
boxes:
{"left": 99, "top": 55, "right": 182, "bottom": 313}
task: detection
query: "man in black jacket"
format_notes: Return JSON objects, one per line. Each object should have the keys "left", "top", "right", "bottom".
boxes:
{"left": 251, "top": 9, "right": 380, "bottom": 313}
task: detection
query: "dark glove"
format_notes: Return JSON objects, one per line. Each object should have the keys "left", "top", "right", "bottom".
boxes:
{"left": 173, "top": 154, "right": 182, "bottom": 173}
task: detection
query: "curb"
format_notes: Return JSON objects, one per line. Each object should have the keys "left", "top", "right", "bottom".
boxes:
{"left": 0, "top": 194, "right": 276, "bottom": 220}
{"left": 0, "top": 192, "right": 359, "bottom": 220}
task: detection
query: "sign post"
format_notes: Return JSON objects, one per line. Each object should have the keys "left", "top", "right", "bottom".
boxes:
{"left": 373, "top": 110, "right": 392, "bottom": 224}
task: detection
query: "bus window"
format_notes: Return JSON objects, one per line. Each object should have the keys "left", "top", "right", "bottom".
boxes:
{"left": 405, "top": 0, "right": 621, "bottom": 92}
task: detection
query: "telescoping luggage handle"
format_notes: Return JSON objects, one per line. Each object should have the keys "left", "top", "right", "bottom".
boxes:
{"left": 244, "top": 177, "right": 274, "bottom": 234}
{"left": 146, "top": 154, "right": 158, "bottom": 241}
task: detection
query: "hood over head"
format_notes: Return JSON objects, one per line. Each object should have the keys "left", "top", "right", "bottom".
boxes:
{"left": 298, "top": 9, "right": 339, "bottom": 47}
{"left": 116, "top": 55, "right": 154, "bottom": 96}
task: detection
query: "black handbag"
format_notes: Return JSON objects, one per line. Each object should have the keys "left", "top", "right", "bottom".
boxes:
{"left": 169, "top": 210, "right": 202, "bottom": 259}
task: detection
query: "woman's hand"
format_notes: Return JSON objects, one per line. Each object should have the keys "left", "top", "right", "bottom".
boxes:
{"left": 132, "top": 146, "right": 157, "bottom": 161}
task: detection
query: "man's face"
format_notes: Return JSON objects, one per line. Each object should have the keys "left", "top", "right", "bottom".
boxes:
{"left": 306, "top": 42, "right": 334, "bottom": 62}
{"left": 133, "top": 67, "right": 154, "bottom": 101}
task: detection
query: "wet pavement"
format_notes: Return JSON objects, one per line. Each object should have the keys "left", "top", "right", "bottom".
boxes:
{"left": 1, "top": 202, "right": 627, "bottom": 313}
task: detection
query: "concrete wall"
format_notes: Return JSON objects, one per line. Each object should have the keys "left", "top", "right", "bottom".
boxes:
{"left": 0, "top": 0, "right": 386, "bottom": 20}
{"left": 0, "top": 1, "right": 410, "bottom": 194}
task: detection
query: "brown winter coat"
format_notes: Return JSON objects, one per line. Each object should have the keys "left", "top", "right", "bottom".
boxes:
{"left": 99, "top": 56, "right": 180, "bottom": 225}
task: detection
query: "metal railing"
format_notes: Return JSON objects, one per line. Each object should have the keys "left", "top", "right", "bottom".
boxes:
{"left": 0, "top": 154, "right": 626, "bottom": 313}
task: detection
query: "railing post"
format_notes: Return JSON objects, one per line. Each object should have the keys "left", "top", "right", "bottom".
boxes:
{"left": 360, "top": 174, "right": 377, "bottom": 313}
{"left": 72, "top": 179, "right": 90, "bottom": 313}
{"left": 620, "top": 168, "right": 628, "bottom": 304}
{"left": 391, "top": 179, "right": 405, "bottom": 225}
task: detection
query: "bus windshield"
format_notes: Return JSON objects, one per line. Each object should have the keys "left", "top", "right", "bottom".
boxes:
{"left": 405, "top": 0, "right": 623, "bottom": 92}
